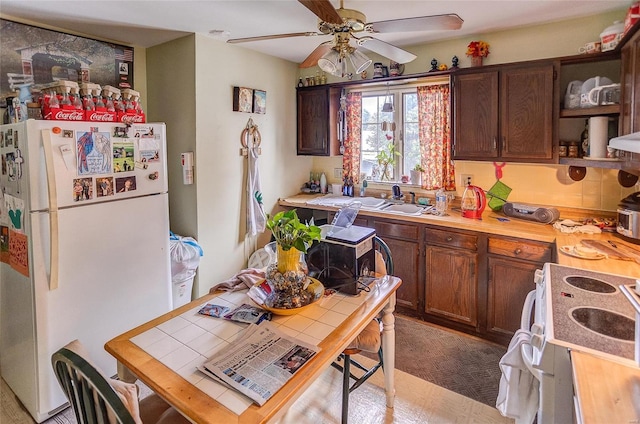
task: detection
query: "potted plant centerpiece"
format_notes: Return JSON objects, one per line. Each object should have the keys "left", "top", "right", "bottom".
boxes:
{"left": 265, "top": 209, "right": 321, "bottom": 308}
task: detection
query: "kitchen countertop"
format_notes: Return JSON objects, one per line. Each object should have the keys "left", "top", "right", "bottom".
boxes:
{"left": 279, "top": 194, "right": 640, "bottom": 278}
{"left": 571, "top": 350, "right": 640, "bottom": 423}
{"left": 279, "top": 193, "right": 640, "bottom": 422}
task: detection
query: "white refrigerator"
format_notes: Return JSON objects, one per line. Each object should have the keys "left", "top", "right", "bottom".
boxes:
{"left": 0, "top": 119, "right": 172, "bottom": 422}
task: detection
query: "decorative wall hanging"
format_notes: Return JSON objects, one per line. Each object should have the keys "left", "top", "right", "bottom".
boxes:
{"left": 240, "top": 118, "right": 262, "bottom": 157}
{"left": 0, "top": 19, "right": 134, "bottom": 98}
{"left": 233, "top": 86, "right": 254, "bottom": 113}
{"left": 253, "top": 90, "right": 266, "bottom": 114}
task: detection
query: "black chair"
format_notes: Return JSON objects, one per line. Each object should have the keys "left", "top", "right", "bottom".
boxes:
{"left": 330, "top": 235, "right": 393, "bottom": 424}
{"left": 52, "top": 340, "right": 188, "bottom": 424}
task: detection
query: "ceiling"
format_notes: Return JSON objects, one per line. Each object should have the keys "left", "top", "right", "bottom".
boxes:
{"left": 0, "top": 1, "right": 629, "bottom": 64}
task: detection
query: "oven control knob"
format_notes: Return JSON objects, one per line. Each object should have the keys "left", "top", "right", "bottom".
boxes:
{"left": 531, "top": 323, "right": 544, "bottom": 335}
{"left": 530, "top": 333, "right": 544, "bottom": 349}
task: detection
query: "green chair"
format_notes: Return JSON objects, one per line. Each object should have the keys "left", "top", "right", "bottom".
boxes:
{"left": 331, "top": 235, "right": 393, "bottom": 424}
{"left": 51, "top": 340, "right": 188, "bottom": 424}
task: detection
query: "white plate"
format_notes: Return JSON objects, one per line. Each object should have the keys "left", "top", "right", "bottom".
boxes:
{"left": 581, "top": 156, "right": 622, "bottom": 161}
{"left": 560, "top": 245, "right": 606, "bottom": 260}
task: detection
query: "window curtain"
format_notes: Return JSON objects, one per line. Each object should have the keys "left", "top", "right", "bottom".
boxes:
{"left": 342, "top": 91, "right": 362, "bottom": 184}
{"left": 417, "top": 84, "right": 456, "bottom": 191}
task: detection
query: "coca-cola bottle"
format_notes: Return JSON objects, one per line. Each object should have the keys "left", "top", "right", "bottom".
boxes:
{"left": 71, "top": 88, "right": 83, "bottom": 111}
{"left": 48, "top": 90, "right": 60, "bottom": 109}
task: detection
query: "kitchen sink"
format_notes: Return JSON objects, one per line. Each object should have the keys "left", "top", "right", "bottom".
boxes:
{"left": 569, "top": 307, "right": 635, "bottom": 341}
{"left": 380, "top": 203, "right": 429, "bottom": 216}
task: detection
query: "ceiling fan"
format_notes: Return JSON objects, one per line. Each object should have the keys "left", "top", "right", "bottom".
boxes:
{"left": 227, "top": 0, "right": 463, "bottom": 74}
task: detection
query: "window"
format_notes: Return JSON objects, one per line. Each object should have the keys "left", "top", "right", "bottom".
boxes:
{"left": 359, "top": 87, "right": 421, "bottom": 182}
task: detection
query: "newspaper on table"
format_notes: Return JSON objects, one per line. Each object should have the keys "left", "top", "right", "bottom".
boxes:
{"left": 199, "top": 320, "right": 320, "bottom": 406}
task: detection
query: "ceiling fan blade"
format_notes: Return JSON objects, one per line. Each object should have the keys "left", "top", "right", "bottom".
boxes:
{"left": 356, "top": 37, "right": 417, "bottom": 64}
{"left": 369, "top": 14, "right": 463, "bottom": 33}
{"left": 299, "top": 43, "right": 333, "bottom": 68}
{"left": 298, "top": 0, "right": 343, "bottom": 25}
{"left": 228, "top": 32, "right": 323, "bottom": 44}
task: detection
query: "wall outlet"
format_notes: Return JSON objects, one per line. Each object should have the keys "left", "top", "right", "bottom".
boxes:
{"left": 461, "top": 174, "right": 473, "bottom": 186}
{"left": 334, "top": 168, "right": 342, "bottom": 179}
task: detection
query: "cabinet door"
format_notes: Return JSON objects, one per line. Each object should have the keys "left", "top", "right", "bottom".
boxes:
{"left": 425, "top": 245, "right": 477, "bottom": 326}
{"left": 297, "top": 87, "right": 330, "bottom": 155}
{"left": 453, "top": 71, "right": 499, "bottom": 159}
{"left": 487, "top": 256, "right": 539, "bottom": 339}
{"left": 621, "top": 31, "right": 640, "bottom": 135}
{"left": 383, "top": 237, "right": 419, "bottom": 311}
{"left": 500, "top": 64, "right": 554, "bottom": 160}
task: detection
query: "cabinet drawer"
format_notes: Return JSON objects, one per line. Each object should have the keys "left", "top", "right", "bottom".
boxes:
{"left": 374, "top": 221, "right": 419, "bottom": 240}
{"left": 488, "top": 237, "right": 552, "bottom": 262}
{"left": 425, "top": 227, "right": 477, "bottom": 251}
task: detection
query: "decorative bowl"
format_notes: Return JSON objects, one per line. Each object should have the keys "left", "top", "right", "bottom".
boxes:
{"left": 260, "top": 278, "right": 324, "bottom": 316}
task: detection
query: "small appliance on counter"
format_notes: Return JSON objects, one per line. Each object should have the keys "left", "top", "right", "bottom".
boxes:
{"left": 460, "top": 184, "right": 486, "bottom": 219}
{"left": 306, "top": 225, "right": 376, "bottom": 295}
{"left": 502, "top": 202, "right": 560, "bottom": 224}
{"left": 617, "top": 191, "right": 640, "bottom": 241}
{"left": 306, "top": 203, "right": 376, "bottom": 295}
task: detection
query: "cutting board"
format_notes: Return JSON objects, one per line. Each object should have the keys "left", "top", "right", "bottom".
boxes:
{"left": 581, "top": 239, "right": 640, "bottom": 263}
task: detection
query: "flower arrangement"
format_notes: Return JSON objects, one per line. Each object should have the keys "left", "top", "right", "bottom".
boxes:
{"left": 466, "top": 40, "right": 490, "bottom": 58}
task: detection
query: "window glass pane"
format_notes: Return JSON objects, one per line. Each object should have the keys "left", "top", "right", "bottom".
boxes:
{"left": 361, "top": 94, "right": 395, "bottom": 180}
{"left": 403, "top": 93, "right": 420, "bottom": 174}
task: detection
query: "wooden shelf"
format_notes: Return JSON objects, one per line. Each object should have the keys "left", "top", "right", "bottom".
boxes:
{"left": 559, "top": 157, "right": 624, "bottom": 169}
{"left": 560, "top": 104, "right": 620, "bottom": 118}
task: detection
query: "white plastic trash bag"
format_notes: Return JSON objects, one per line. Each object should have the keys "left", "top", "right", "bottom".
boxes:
{"left": 169, "top": 232, "right": 203, "bottom": 282}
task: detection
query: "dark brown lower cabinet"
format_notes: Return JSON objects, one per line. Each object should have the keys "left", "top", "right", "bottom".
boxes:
{"left": 383, "top": 237, "right": 420, "bottom": 311}
{"left": 425, "top": 245, "right": 478, "bottom": 327}
{"left": 486, "top": 257, "right": 538, "bottom": 338}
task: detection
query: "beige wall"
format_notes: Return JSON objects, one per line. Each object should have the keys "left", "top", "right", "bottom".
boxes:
{"left": 308, "top": 9, "right": 633, "bottom": 212}
{"left": 147, "top": 34, "right": 312, "bottom": 296}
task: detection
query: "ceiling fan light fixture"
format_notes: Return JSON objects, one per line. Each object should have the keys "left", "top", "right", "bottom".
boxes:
{"left": 318, "top": 49, "right": 341, "bottom": 75}
{"left": 349, "top": 49, "right": 372, "bottom": 74}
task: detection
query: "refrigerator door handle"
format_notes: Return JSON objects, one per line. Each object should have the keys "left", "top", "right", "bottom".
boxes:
{"left": 41, "top": 129, "right": 59, "bottom": 290}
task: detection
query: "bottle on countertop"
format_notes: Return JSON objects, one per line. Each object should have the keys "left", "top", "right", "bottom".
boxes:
{"left": 320, "top": 173, "right": 327, "bottom": 194}
{"left": 435, "top": 188, "right": 447, "bottom": 215}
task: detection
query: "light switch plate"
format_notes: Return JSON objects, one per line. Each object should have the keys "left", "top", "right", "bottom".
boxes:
{"left": 334, "top": 168, "right": 342, "bottom": 179}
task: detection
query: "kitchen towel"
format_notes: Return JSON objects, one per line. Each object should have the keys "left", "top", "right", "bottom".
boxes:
{"left": 496, "top": 329, "right": 539, "bottom": 424}
{"left": 247, "top": 145, "right": 266, "bottom": 236}
{"left": 588, "top": 116, "right": 609, "bottom": 158}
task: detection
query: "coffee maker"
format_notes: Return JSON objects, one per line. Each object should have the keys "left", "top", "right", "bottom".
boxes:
{"left": 306, "top": 225, "right": 376, "bottom": 295}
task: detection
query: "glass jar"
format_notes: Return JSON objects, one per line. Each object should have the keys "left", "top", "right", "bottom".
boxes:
{"left": 568, "top": 141, "right": 580, "bottom": 158}
{"left": 558, "top": 140, "right": 568, "bottom": 157}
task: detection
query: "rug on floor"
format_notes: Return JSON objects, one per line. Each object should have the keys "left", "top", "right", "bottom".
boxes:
{"left": 390, "top": 314, "right": 507, "bottom": 407}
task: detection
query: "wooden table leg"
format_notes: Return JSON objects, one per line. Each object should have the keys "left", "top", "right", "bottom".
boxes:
{"left": 381, "top": 292, "right": 396, "bottom": 408}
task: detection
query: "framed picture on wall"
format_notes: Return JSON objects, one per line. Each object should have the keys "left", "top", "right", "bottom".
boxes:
{"left": 233, "top": 86, "right": 253, "bottom": 113}
{"left": 0, "top": 19, "right": 134, "bottom": 98}
{"left": 253, "top": 90, "right": 266, "bottom": 114}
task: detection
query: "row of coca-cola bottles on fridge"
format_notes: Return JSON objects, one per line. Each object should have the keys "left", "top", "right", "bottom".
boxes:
{"left": 39, "top": 81, "right": 145, "bottom": 123}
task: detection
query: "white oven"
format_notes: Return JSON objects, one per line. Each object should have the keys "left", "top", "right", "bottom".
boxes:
{"left": 520, "top": 263, "right": 637, "bottom": 424}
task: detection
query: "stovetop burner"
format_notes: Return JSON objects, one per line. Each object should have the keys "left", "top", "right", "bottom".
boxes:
{"left": 569, "top": 307, "right": 635, "bottom": 341}
{"left": 564, "top": 276, "right": 617, "bottom": 294}
{"left": 546, "top": 264, "right": 636, "bottom": 360}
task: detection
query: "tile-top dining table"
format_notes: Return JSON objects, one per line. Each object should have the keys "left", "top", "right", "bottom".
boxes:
{"left": 105, "top": 275, "right": 402, "bottom": 423}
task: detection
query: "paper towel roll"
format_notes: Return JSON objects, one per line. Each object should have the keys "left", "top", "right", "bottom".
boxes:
{"left": 588, "top": 116, "right": 609, "bottom": 158}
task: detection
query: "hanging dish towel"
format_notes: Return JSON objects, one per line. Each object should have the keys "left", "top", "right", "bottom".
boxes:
{"left": 496, "top": 329, "right": 539, "bottom": 424}
{"left": 247, "top": 145, "right": 266, "bottom": 236}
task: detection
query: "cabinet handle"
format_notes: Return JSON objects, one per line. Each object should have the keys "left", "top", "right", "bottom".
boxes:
{"left": 446, "top": 236, "right": 453, "bottom": 242}
{"left": 514, "top": 248, "right": 522, "bottom": 255}
{"left": 493, "top": 136, "right": 497, "bottom": 150}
